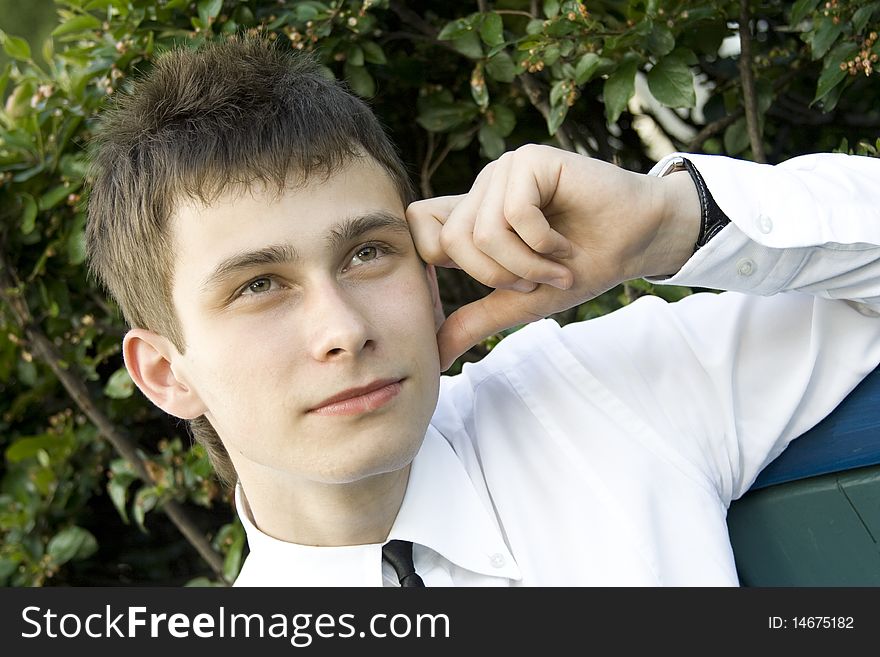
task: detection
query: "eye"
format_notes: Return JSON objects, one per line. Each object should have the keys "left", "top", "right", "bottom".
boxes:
{"left": 240, "top": 277, "right": 277, "bottom": 296}
{"left": 345, "top": 243, "right": 393, "bottom": 270}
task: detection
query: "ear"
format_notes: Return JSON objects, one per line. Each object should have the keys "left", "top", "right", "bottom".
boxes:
{"left": 122, "top": 328, "right": 207, "bottom": 420}
{"left": 425, "top": 264, "right": 446, "bottom": 330}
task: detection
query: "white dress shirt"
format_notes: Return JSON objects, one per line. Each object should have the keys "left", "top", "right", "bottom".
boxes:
{"left": 233, "top": 152, "right": 880, "bottom": 586}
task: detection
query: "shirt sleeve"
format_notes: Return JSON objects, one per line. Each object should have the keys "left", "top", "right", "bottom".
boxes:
{"left": 645, "top": 152, "right": 880, "bottom": 314}
{"left": 557, "top": 152, "right": 880, "bottom": 503}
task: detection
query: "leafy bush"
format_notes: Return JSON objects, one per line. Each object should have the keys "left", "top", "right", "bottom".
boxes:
{"left": 1, "top": 0, "right": 877, "bottom": 586}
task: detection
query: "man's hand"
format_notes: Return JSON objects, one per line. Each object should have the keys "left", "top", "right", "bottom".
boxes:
{"left": 406, "top": 144, "right": 701, "bottom": 371}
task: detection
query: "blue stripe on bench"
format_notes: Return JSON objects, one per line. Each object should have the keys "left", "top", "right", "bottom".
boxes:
{"left": 750, "top": 365, "right": 880, "bottom": 491}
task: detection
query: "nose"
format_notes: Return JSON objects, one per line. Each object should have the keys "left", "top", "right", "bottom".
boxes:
{"left": 305, "top": 281, "right": 373, "bottom": 361}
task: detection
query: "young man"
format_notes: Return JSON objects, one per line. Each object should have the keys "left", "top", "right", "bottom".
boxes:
{"left": 86, "top": 36, "right": 880, "bottom": 586}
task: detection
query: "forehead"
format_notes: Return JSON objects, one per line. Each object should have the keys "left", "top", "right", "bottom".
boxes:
{"left": 170, "top": 157, "right": 406, "bottom": 261}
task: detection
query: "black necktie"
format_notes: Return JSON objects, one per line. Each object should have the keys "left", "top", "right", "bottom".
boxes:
{"left": 382, "top": 540, "right": 425, "bottom": 587}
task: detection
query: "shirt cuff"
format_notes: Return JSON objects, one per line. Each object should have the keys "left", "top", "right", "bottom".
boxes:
{"left": 644, "top": 152, "right": 880, "bottom": 297}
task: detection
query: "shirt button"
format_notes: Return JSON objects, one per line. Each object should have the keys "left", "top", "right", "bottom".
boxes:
{"left": 737, "top": 258, "right": 755, "bottom": 276}
{"left": 489, "top": 553, "right": 506, "bottom": 568}
{"left": 756, "top": 214, "right": 773, "bottom": 234}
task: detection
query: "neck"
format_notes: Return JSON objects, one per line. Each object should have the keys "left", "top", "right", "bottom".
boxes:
{"left": 236, "top": 464, "right": 411, "bottom": 546}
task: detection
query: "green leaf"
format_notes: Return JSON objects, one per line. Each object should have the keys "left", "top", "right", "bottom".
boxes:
{"left": 20, "top": 194, "right": 38, "bottom": 235}
{"left": 85, "top": 0, "right": 129, "bottom": 13}
{"left": 647, "top": 24, "right": 675, "bottom": 58}
{"left": 104, "top": 367, "right": 134, "bottom": 399}
{"left": 470, "top": 63, "right": 489, "bottom": 109}
{"left": 1, "top": 32, "right": 31, "bottom": 61}
{"left": 790, "top": 0, "right": 820, "bottom": 25}
{"left": 51, "top": 15, "right": 103, "bottom": 37}
{"left": 813, "top": 42, "right": 858, "bottom": 104}
{"left": 0, "top": 62, "right": 10, "bottom": 99}
{"left": 526, "top": 19, "right": 544, "bottom": 35}
{"left": 603, "top": 58, "right": 639, "bottom": 123}
{"left": 543, "top": 0, "right": 560, "bottom": 19}
{"left": 133, "top": 487, "right": 159, "bottom": 533}
{"left": 486, "top": 51, "right": 517, "bottom": 82}
{"left": 446, "top": 129, "right": 474, "bottom": 151}
{"left": 724, "top": 117, "right": 749, "bottom": 155}
{"left": 39, "top": 184, "right": 72, "bottom": 212}
{"left": 6, "top": 435, "right": 58, "bottom": 463}
{"left": 108, "top": 472, "right": 137, "bottom": 524}
{"left": 647, "top": 53, "right": 696, "bottom": 107}
{"left": 222, "top": 523, "right": 246, "bottom": 582}
{"left": 451, "top": 32, "right": 483, "bottom": 59}
{"left": 17, "top": 359, "right": 38, "bottom": 387}
{"left": 68, "top": 226, "right": 87, "bottom": 265}
{"left": 198, "top": 0, "right": 223, "bottom": 28}
{"left": 479, "top": 12, "right": 504, "bottom": 48}
{"left": 417, "top": 101, "right": 479, "bottom": 133}
{"left": 817, "top": 73, "right": 847, "bottom": 112}
{"left": 295, "top": 4, "right": 320, "bottom": 22}
{"left": 47, "top": 527, "right": 98, "bottom": 566}
{"left": 438, "top": 17, "right": 476, "bottom": 41}
{"left": 543, "top": 44, "right": 561, "bottom": 67}
{"left": 490, "top": 104, "right": 516, "bottom": 137}
{"left": 344, "top": 62, "right": 375, "bottom": 97}
{"left": 575, "top": 53, "right": 602, "bottom": 84}
{"left": 550, "top": 79, "right": 567, "bottom": 106}
{"left": 361, "top": 41, "right": 387, "bottom": 65}
{"left": 347, "top": 45, "right": 364, "bottom": 67}
{"left": 478, "top": 123, "right": 505, "bottom": 159}
{"left": 810, "top": 17, "right": 843, "bottom": 60}
{"left": 852, "top": 3, "right": 880, "bottom": 33}
{"left": 547, "top": 101, "right": 569, "bottom": 136}
{"left": 0, "top": 557, "right": 19, "bottom": 581}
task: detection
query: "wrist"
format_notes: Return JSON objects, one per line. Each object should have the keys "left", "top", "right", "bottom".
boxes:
{"left": 640, "top": 169, "right": 701, "bottom": 278}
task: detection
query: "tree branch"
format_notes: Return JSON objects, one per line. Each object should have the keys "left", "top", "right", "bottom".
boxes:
{"left": 686, "top": 111, "right": 741, "bottom": 151}
{"left": 0, "top": 255, "right": 228, "bottom": 584}
{"left": 515, "top": 74, "right": 577, "bottom": 151}
{"left": 738, "top": 0, "right": 766, "bottom": 162}
{"left": 687, "top": 65, "right": 799, "bottom": 153}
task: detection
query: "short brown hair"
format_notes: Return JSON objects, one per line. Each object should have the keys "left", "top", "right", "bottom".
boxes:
{"left": 86, "top": 35, "right": 414, "bottom": 485}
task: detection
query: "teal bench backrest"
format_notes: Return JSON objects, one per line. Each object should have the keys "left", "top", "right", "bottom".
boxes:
{"left": 727, "top": 365, "right": 880, "bottom": 585}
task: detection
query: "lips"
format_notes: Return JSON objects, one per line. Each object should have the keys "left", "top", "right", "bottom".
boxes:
{"left": 308, "top": 378, "right": 404, "bottom": 416}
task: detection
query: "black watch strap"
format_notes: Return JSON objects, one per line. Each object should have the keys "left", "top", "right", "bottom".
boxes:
{"left": 658, "top": 157, "right": 731, "bottom": 254}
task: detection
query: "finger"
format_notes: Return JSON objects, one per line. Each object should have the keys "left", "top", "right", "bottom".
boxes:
{"left": 436, "top": 288, "right": 548, "bottom": 371}
{"left": 439, "top": 166, "right": 536, "bottom": 292}
{"left": 474, "top": 226, "right": 573, "bottom": 289}
{"left": 440, "top": 219, "right": 536, "bottom": 291}
{"left": 406, "top": 194, "right": 463, "bottom": 226}
{"left": 473, "top": 154, "right": 573, "bottom": 288}
{"left": 508, "top": 204, "right": 573, "bottom": 258}
{"left": 503, "top": 150, "right": 574, "bottom": 258}
{"left": 406, "top": 198, "right": 458, "bottom": 267}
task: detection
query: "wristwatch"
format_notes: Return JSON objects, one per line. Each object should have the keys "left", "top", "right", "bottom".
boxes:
{"left": 656, "top": 156, "right": 731, "bottom": 253}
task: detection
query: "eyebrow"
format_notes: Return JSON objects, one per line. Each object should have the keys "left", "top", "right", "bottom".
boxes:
{"left": 199, "top": 211, "right": 411, "bottom": 294}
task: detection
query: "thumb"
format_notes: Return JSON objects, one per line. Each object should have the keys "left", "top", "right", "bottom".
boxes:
{"left": 436, "top": 289, "right": 546, "bottom": 371}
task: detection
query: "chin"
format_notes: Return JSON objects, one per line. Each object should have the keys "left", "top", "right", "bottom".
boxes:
{"left": 313, "top": 432, "right": 425, "bottom": 485}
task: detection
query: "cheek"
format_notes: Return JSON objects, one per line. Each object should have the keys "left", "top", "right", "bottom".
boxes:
{"left": 367, "top": 269, "right": 437, "bottom": 333}
{"left": 186, "top": 329, "right": 295, "bottom": 414}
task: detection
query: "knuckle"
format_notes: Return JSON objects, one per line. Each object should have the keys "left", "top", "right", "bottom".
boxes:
{"left": 531, "top": 234, "right": 555, "bottom": 253}
{"left": 521, "top": 263, "right": 545, "bottom": 281}
{"left": 438, "top": 227, "right": 458, "bottom": 252}
{"left": 473, "top": 227, "right": 493, "bottom": 250}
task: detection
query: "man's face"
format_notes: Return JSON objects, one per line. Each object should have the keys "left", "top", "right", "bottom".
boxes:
{"left": 168, "top": 157, "right": 442, "bottom": 485}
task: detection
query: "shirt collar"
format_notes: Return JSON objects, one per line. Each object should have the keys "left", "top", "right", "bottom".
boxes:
{"left": 234, "top": 426, "right": 521, "bottom": 586}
